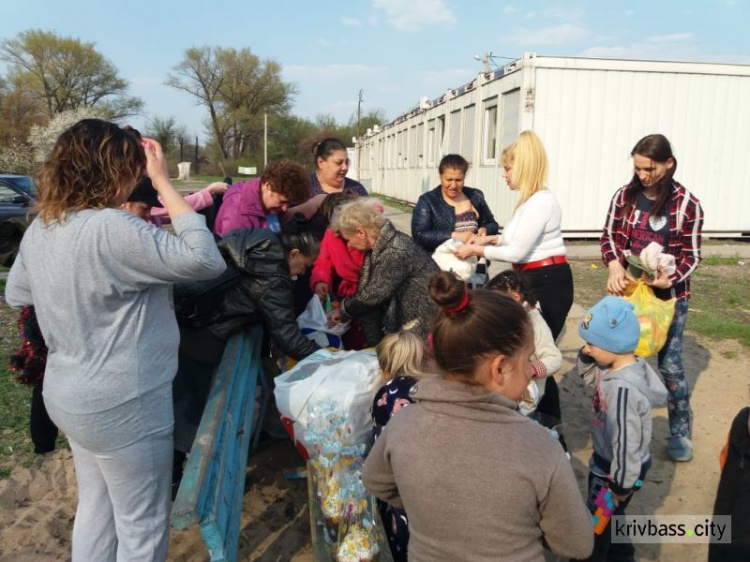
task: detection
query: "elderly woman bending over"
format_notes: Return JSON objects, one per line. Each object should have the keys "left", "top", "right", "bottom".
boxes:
{"left": 327, "top": 199, "right": 439, "bottom": 341}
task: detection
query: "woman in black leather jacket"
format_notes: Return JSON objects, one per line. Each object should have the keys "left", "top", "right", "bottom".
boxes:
{"left": 172, "top": 215, "right": 322, "bottom": 462}
{"left": 411, "top": 154, "right": 499, "bottom": 253}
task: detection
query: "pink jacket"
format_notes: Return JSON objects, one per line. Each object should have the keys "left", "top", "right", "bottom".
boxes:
{"left": 149, "top": 188, "right": 215, "bottom": 227}
{"left": 213, "top": 178, "right": 267, "bottom": 237}
{"left": 310, "top": 229, "right": 364, "bottom": 298}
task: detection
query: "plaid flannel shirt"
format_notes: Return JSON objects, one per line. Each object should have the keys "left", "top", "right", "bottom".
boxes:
{"left": 600, "top": 181, "right": 703, "bottom": 301}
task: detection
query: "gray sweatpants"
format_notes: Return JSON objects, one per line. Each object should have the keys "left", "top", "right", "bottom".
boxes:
{"left": 67, "top": 428, "right": 173, "bottom": 561}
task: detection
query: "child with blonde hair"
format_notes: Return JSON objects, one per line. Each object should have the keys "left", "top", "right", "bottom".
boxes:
{"left": 370, "top": 330, "right": 427, "bottom": 562}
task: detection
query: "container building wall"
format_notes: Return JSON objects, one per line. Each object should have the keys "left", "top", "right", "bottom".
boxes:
{"left": 357, "top": 54, "right": 750, "bottom": 236}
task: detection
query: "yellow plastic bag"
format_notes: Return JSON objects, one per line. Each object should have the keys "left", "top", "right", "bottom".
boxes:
{"left": 622, "top": 280, "right": 675, "bottom": 358}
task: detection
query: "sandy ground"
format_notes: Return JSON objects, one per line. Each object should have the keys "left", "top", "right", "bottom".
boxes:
{"left": 0, "top": 303, "right": 747, "bottom": 561}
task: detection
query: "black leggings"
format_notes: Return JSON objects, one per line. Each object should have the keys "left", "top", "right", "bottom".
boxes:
{"left": 523, "top": 262, "right": 574, "bottom": 341}
{"left": 523, "top": 263, "right": 573, "bottom": 425}
{"left": 30, "top": 380, "right": 58, "bottom": 454}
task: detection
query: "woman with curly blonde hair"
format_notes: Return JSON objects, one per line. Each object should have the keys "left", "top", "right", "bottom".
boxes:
{"left": 5, "top": 118, "right": 226, "bottom": 561}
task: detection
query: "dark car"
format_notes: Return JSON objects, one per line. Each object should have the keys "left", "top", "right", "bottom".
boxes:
{"left": 0, "top": 175, "right": 36, "bottom": 267}
{"left": 0, "top": 174, "right": 36, "bottom": 222}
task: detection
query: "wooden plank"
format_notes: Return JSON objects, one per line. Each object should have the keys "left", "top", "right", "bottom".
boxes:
{"left": 170, "top": 326, "right": 266, "bottom": 562}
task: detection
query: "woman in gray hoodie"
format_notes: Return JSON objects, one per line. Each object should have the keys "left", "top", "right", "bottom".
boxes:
{"left": 5, "top": 120, "right": 226, "bottom": 562}
{"left": 363, "top": 271, "right": 593, "bottom": 562}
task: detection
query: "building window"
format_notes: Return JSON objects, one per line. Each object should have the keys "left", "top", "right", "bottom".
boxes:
{"left": 449, "top": 109, "right": 462, "bottom": 154}
{"left": 427, "top": 119, "right": 436, "bottom": 166}
{"left": 463, "top": 104, "right": 476, "bottom": 163}
{"left": 501, "top": 88, "right": 521, "bottom": 150}
{"left": 483, "top": 98, "right": 498, "bottom": 165}
{"left": 437, "top": 115, "right": 446, "bottom": 160}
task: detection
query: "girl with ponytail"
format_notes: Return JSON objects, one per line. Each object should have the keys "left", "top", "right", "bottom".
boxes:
{"left": 363, "top": 272, "right": 594, "bottom": 562}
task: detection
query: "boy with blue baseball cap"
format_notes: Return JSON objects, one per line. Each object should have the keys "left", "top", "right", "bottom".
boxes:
{"left": 575, "top": 296, "right": 668, "bottom": 562}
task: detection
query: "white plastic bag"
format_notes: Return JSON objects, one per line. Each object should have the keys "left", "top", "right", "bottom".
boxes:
{"left": 297, "top": 295, "right": 349, "bottom": 348}
{"left": 432, "top": 239, "right": 477, "bottom": 282}
{"left": 274, "top": 349, "right": 381, "bottom": 458}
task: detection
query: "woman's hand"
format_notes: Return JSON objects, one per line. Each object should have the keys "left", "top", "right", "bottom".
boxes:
{"left": 606, "top": 261, "right": 634, "bottom": 296}
{"left": 468, "top": 234, "right": 499, "bottom": 246}
{"left": 454, "top": 244, "right": 483, "bottom": 260}
{"left": 327, "top": 308, "right": 344, "bottom": 327}
{"left": 140, "top": 138, "right": 193, "bottom": 219}
{"left": 315, "top": 282, "right": 329, "bottom": 300}
{"left": 141, "top": 138, "right": 170, "bottom": 189}
{"left": 451, "top": 231, "right": 473, "bottom": 244}
{"left": 644, "top": 267, "right": 673, "bottom": 290}
{"left": 477, "top": 227, "right": 488, "bottom": 238}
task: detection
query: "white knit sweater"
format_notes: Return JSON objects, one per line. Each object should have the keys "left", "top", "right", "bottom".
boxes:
{"left": 484, "top": 190, "right": 567, "bottom": 263}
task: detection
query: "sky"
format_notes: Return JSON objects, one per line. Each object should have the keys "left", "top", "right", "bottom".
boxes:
{"left": 2, "top": 0, "right": 749, "bottom": 141}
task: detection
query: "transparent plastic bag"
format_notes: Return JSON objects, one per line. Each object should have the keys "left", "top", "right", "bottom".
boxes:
{"left": 335, "top": 463, "right": 383, "bottom": 562}
{"left": 622, "top": 280, "right": 675, "bottom": 358}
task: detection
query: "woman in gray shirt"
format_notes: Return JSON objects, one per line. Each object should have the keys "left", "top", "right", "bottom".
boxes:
{"left": 5, "top": 119, "right": 226, "bottom": 562}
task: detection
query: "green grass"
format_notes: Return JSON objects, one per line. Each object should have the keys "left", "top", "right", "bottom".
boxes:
{"left": 570, "top": 260, "right": 750, "bottom": 348}
{"left": 0, "top": 302, "right": 66, "bottom": 479}
{"left": 171, "top": 175, "right": 227, "bottom": 186}
{"left": 371, "top": 194, "right": 414, "bottom": 214}
{"left": 701, "top": 255, "right": 743, "bottom": 266}
{"left": 0, "top": 365, "right": 35, "bottom": 465}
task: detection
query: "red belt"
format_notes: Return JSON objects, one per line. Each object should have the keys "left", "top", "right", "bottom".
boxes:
{"left": 513, "top": 255, "right": 567, "bottom": 271}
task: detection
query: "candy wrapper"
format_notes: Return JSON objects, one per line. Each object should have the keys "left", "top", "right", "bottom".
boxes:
{"left": 303, "top": 400, "right": 390, "bottom": 560}
{"left": 336, "top": 463, "right": 382, "bottom": 562}
{"left": 305, "top": 400, "right": 367, "bottom": 545}
{"left": 518, "top": 380, "right": 542, "bottom": 416}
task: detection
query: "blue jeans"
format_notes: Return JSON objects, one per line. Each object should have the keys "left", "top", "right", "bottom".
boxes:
{"left": 657, "top": 299, "right": 691, "bottom": 438}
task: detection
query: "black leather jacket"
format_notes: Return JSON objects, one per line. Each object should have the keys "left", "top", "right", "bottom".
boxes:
{"left": 175, "top": 229, "right": 318, "bottom": 360}
{"left": 411, "top": 186, "right": 499, "bottom": 252}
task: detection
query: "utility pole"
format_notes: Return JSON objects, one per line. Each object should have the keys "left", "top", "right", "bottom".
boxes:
{"left": 356, "top": 89, "right": 363, "bottom": 180}
{"left": 263, "top": 112, "right": 268, "bottom": 167}
{"left": 356, "top": 89, "right": 363, "bottom": 138}
{"left": 482, "top": 52, "right": 491, "bottom": 74}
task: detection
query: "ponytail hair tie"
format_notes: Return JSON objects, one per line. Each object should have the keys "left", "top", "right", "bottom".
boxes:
{"left": 443, "top": 289, "right": 470, "bottom": 314}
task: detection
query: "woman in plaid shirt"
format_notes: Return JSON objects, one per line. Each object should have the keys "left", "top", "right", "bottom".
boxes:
{"left": 600, "top": 134, "right": 704, "bottom": 463}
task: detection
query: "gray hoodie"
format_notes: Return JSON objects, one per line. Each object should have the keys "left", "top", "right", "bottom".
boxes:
{"left": 578, "top": 355, "right": 668, "bottom": 494}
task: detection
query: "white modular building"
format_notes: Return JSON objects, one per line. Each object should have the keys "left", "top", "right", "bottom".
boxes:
{"left": 356, "top": 53, "right": 750, "bottom": 237}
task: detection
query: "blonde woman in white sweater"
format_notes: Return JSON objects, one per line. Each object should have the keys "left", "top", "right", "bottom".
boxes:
{"left": 455, "top": 131, "right": 573, "bottom": 341}
{"left": 457, "top": 131, "right": 573, "bottom": 432}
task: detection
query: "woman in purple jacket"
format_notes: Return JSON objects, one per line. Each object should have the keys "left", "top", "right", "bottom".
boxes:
{"left": 213, "top": 160, "right": 310, "bottom": 236}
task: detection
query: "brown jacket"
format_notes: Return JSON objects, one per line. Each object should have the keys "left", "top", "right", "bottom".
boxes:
{"left": 363, "top": 376, "right": 593, "bottom": 562}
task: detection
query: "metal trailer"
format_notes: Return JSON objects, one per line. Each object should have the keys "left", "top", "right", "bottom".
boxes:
{"left": 356, "top": 53, "right": 750, "bottom": 237}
